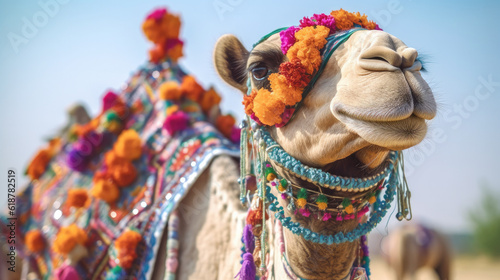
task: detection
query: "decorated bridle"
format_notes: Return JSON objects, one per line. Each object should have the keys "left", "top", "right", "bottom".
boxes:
{"left": 237, "top": 9, "right": 412, "bottom": 280}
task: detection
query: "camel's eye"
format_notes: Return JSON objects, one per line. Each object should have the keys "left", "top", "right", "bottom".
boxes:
{"left": 251, "top": 66, "right": 269, "bottom": 80}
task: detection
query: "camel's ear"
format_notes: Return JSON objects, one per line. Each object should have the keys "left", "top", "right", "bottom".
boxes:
{"left": 214, "top": 34, "right": 249, "bottom": 93}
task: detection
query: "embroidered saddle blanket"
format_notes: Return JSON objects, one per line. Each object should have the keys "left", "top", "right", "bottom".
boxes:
{"left": 0, "top": 61, "right": 239, "bottom": 280}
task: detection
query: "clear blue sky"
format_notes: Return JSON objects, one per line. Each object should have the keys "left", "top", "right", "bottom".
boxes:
{"left": 0, "top": 0, "right": 499, "bottom": 233}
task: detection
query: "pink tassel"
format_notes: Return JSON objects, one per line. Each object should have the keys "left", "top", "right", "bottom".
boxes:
{"left": 230, "top": 127, "right": 241, "bottom": 143}
{"left": 344, "top": 214, "right": 355, "bottom": 220}
{"left": 236, "top": 253, "right": 256, "bottom": 280}
{"left": 322, "top": 212, "right": 331, "bottom": 221}
{"left": 299, "top": 208, "right": 310, "bottom": 217}
{"left": 54, "top": 264, "right": 80, "bottom": 280}
{"left": 163, "top": 111, "right": 189, "bottom": 135}
{"left": 336, "top": 213, "right": 343, "bottom": 221}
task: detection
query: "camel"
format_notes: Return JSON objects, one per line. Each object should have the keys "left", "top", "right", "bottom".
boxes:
{"left": 213, "top": 10, "right": 436, "bottom": 280}
{"left": 0, "top": 8, "right": 436, "bottom": 280}
{"left": 384, "top": 224, "right": 452, "bottom": 280}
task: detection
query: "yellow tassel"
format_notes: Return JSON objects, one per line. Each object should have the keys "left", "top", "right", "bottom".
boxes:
{"left": 368, "top": 196, "right": 376, "bottom": 204}
{"left": 344, "top": 204, "right": 354, "bottom": 214}
{"left": 297, "top": 198, "right": 307, "bottom": 209}
{"left": 166, "top": 105, "right": 179, "bottom": 116}
{"left": 317, "top": 202, "right": 328, "bottom": 211}
{"left": 267, "top": 173, "right": 276, "bottom": 181}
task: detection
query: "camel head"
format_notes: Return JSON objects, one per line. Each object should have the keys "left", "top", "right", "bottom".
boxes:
{"left": 214, "top": 18, "right": 436, "bottom": 175}
{"left": 214, "top": 11, "right": 437, "bottom": 279}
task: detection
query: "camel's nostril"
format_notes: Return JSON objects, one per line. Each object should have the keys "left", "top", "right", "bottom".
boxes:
{"left": 359, "top": 46, "right": 402, "bottom": 71}
{"left": 401, "top": 48, "right": 418, "bottom": 69}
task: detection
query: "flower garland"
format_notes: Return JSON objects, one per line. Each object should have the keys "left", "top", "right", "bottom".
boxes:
{"left": 113, "top": 229, "right": 142, "bottom": 270}
{"left": 25, "top": 229, "right": 45, "bottom": 253}
{"left": 26, "top": 138, "right": 61, "bottom": 180}
{"left": 90, "top": 129, "right": 142, "bottom": 204}
{"left": 66, "top": 91, "right": 129, "bottom": 172}
{"left": 142, "top": 8, "right": 184, "bottom": 63}
{"left": 244, "top": 9, "right": 381, "bottom": 127}
{"left": 158, "top": 74, "right": 241, "bottom": 143}
{"left": 52, "top": 224, "right": 87, "bottom": 256}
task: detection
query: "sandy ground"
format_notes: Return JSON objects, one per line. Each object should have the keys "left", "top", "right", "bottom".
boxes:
{"left": 370, "top": 255, "right": 500, "bottom": 280}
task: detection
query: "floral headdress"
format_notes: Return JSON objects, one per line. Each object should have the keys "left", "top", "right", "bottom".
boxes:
{"left": 243, "top": 9, "right": 381, "bottom": 127}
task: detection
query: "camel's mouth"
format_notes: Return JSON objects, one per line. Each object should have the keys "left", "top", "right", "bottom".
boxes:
{"left": 322, "top": 148, "right": 391, "bottom": 181}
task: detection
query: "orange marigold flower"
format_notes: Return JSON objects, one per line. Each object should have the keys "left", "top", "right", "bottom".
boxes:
{"left": 243, "top": 89, "right": 258, "bottom": 115}
{"left": 160, "top": 13, "right": 181, "bottom": 40}
{"left": 149, "top": 44, "right": 166, "bottom": 64}
{"left": 91, "top": 179, "right": 120, "bottom": 204}
{"left": 180, "top": 75, "right": 204, "bottom": 101}
{"left": 53, "top": 224, "right": 87, "bottom": 255}
{"left": 287, "top": 41, "right": 322, "bottom": 75}
{"left": 111, "top": 161, "right": 138, "bottom": 188}
{"left": 110, "top": 101, "right": 128, "bottom": 119}
{"left": 115, "top": 230, "right": 142, "bottom": 269}
{"left": 115, "top": 230, "right": 142, "bottom": 252}
{"left": 104, "top": 150, "right": 127, "bottom": 167}
{"left": 279, "top": 59, "right": 311, "bottom": 88}
{"left": 66, "top": 189, "right": 89, "bottom": 209}
{"left": 252, "top": 89, "right": 286, "bottom": 126}
{"left": 363, "top": 20, "right": 378, "bottom": 30}
{"left": 118, "top": 253, "right": 137, "bottom": 269}
{"left": 93, "top": 170, "right": 112, "bottom": 183}
{"left": 199, "top": 87, "right": 222, "bottom": 113}
{"left": 166, "top": 43, "right": 183, "bottom": 62}
{"left": 73, "top": 122, "right": 95, "bottom": 138}
{"left": 113, "top": 130, "right": 142, "bottom": 161}
{"left": 347, "top": 11, "right": 364, "bottom": 26}
{"left": 294, "top": 25, "right": 330, "bottom": 49}
{"left": 269, "top": 73, "right": 303, "bottom": 106}
{"left": 331, "top": 9, "right": 354, "bottom": 30}
{"left": 158, "top": 81, "right": 182, "bottom": 100}
{"left": 215, "top": 115, "right": 236, "bottom": 138}
{"left": 27, "top": 149, "right": 51, "bottom": 180}
{"left": 286, "top": 26, "right": 329, "bottom": 75}
{"left": 142, "top": 18, "right": 168, "bottom": 45}
{"left": 25, "top": 229, "right": 45, "bottom": 253}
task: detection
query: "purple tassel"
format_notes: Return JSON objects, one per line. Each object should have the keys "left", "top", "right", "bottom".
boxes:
{"left": 236, "top": 253, "right": 256, "bottom": 280}
{"left": 242, "top": 225, "right": 255, "bottom": 253}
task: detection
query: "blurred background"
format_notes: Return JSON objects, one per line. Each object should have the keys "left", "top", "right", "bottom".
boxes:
{"left": 0, "top": 0, "right": 499, "bottom": 279}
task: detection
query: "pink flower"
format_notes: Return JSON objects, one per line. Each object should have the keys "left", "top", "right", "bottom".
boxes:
{"left": 281, "top": 193, "right": 288, "bottom": 200}
{"left": 163, "top": 111, "right": 190, "bottom": 135}
{"left": 230, "top": 126, "right": 241, "bottom": 143}
{"left": 276, "top": 108, "right": 295, "bottom": 127}
{"left": 299, "top": 17, "right": 316, "bottom": 28}
{"left": 146, "top": 8, "right": 167, "bottom": 21}
{"left": 299, "top": 14, "right": 336, "bottom": 33}
{"left": 250, "top": 113, "right": 263, "bottom": 126}
{"left": 312, "top": 13, "right": 336, "bottom": 31}
{"left": 279, "top": 26, "right": 300, "bottom": 54}
{"left": 102, "top": 90, "right": 118, "bottom": 112}
{"left": 165, "top": 38, "right": 183, "bottom": 51}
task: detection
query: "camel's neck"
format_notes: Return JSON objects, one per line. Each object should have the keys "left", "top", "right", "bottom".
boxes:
{"left": 275, "top": 191, "right": 360, "bottom": 280}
